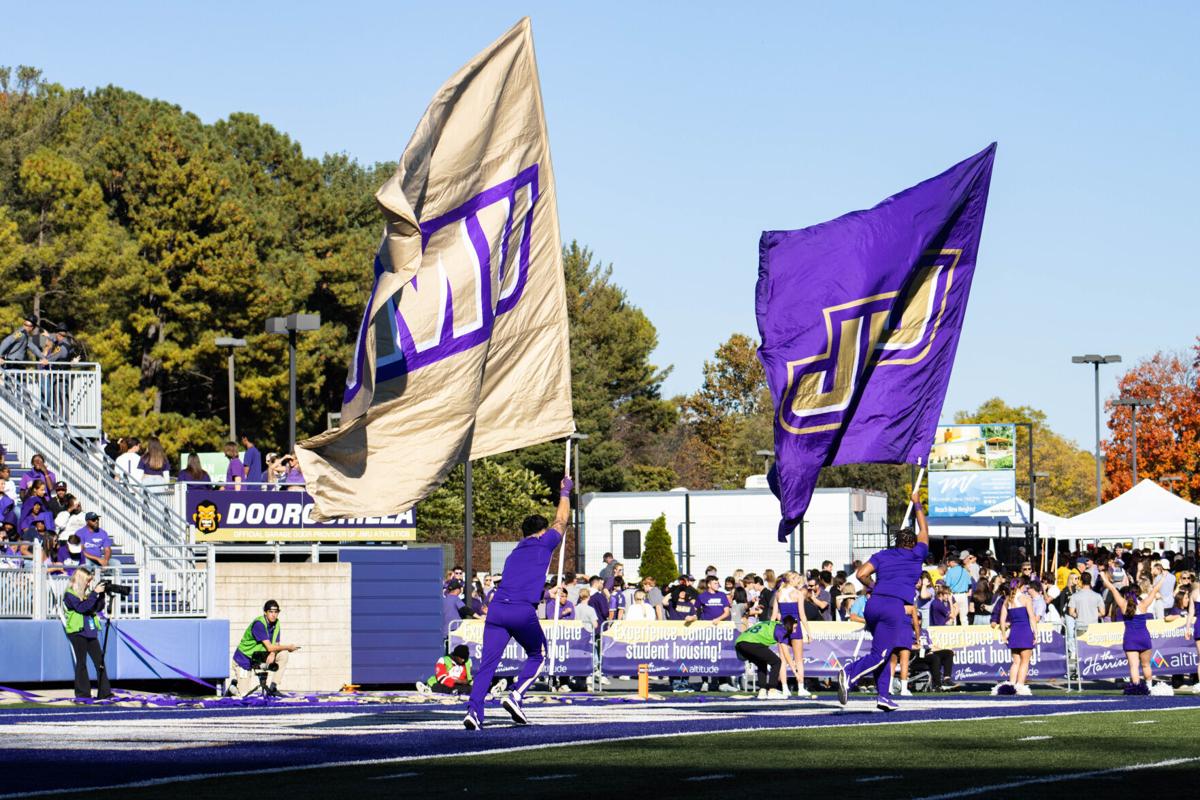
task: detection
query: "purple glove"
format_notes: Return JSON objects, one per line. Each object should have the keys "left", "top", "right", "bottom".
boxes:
{"left": 560, "top": 476, "right": 574, "bottom": 497}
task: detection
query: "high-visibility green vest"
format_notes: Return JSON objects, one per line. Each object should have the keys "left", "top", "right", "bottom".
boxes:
{"left": 736, "top": 620, "right": 781, "bottom": 646}
{"left": 237, "top": 616, "right": 279, "bottom": 662}
{"left": 426, "top": 655, "right": 473, "bottom": 687}
{"left": 64, "top": 585, "right": 95, "bottom": 635}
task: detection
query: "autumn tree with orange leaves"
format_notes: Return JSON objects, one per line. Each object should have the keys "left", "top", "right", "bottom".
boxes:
{"left": 1102, "top": 343, "right": 1200, "bottom": 501}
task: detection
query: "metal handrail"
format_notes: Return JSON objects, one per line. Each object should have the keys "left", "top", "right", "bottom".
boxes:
{"left": 0, "top": 361, "right": 103, "bottom": 437}
{"left": 0, "top": 376, "right": 191, "bottom": 564}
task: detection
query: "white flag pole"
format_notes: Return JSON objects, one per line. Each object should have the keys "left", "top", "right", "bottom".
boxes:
{"left": 548, "top": 438, "right": 571, "bottom": 678}
{"left": 900, "top": 459, "right": 926, "bottom": 531}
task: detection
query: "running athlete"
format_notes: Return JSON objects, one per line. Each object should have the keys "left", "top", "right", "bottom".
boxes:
{"left": 838, "top": 488, "right": 928, "bottom": 712}
{"left": 464, "top": 477, "right": 572, "bottom": 730}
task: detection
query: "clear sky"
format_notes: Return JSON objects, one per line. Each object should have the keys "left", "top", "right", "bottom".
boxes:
{"left": 4, "top": 2, "right": 1197, "bottom": 449}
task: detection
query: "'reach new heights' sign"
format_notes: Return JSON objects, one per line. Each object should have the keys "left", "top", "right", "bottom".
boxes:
{"left": 927, "top": 424, "right": 1017, "bottom": 517}
{"left": 186, "top": 486, "right": 415, "bottom": 542}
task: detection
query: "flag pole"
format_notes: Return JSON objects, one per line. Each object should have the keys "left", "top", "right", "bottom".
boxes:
{"left": 900, "top": 459, "right": 926, "bottom": 531}
{"left": 548, "top": 438, "right": 571, "bottom": 679}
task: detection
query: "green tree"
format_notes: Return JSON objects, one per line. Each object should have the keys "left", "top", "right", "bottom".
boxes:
{"left": 638, "top": 514, "right": 678, "bottom": 587}
{"left": 416, "top": 459, "right": 552, "bottom": 542}
{"left": 954, "top": 397, "right": 1096, "bottom": 517}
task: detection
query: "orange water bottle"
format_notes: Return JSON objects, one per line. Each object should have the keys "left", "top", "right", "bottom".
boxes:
{"left": 637, "top": 663, "right": 649, "bottom": 698}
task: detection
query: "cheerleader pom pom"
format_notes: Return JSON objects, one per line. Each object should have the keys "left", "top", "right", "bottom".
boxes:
{"left": 992, "top": 682, "right": 1016, "bottom": 696}
{"left": 1123, "top": 682, "right": 1151, "bottom": 696}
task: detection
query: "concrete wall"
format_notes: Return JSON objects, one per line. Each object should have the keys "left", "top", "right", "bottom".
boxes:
{"left": 214, "top": 562, "right": 351, "bottom": 691}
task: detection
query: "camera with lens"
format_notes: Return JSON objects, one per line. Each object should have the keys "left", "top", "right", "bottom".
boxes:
{"left": 100, "top": 582, "right": 133, "bottom": 597}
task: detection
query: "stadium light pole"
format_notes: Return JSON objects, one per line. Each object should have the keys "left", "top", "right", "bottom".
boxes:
{"left": 266, "top": 313, "right": 321, "bottom": 453}
{"left": 1114, "top": 396, "right": 1153, "bottom": 487}
{"left": 1160, "top": 474, "right": 1184, "bottom": 493}
{"left": 1071, "top": 354, "right": 1121, "bottom": 507}
{"left": 214, "top": 337, "right": 247, "bottom": 442}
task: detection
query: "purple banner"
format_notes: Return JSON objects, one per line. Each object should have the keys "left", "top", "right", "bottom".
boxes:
{"left": 1076, "top": 619, "right": 1198, "bottom": 679}
{"left": 449, "top": 620, "right": 593, "bottom": 677}
{"left": 600, "top": 621, "right": 742, "bottom": 677}
{"left": 757, "top": 145, "right": 995, "bottom": 539}
{"left": 185, "top": 486, "right": 415, "bottom": 542}
{"left": 928, "top": 625, "right": 1067, "bottom": 682}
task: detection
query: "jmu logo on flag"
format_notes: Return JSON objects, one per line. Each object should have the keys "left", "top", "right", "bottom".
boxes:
{"left": 779, "top": 249, "right": 959, "bottom": 435}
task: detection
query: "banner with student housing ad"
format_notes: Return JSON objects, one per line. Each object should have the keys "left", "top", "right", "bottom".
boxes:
{"left": 1076, "top": 618, "right": 1197, "bottom": 679}
{"left": 450, "top": 620, "right": 593, "bottom": 676}
{"left": 185, "top": 486, "right": 416, "bottom": 542}
{"left": 929, "top": 623, "right": 1067, "bottom": 681}
{"left": 600, "top": 620, "right": 743, "bottom": 676}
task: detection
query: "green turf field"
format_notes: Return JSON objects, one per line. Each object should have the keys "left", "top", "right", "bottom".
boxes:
{"left": 112, "top": 707, "right": 1200, "bottom": 799}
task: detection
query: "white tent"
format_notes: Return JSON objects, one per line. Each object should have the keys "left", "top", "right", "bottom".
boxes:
{"left": 1057, "top": 479, "right": 1200, "bottom": 545}
{"left": 929, "top": 497, "right": 1070, "bottom": 540}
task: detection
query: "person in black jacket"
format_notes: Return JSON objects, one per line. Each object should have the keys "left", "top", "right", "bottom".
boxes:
{"left": 62, "top": 564, "right": 113, "bottom": 701}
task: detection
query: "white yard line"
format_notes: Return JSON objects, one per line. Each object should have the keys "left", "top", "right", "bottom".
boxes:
{"left": 367, "top": 772, "right": 418, "bottom": 781}
{"left": 686, "top": 774, "right": 733, "bottom": 782}
{"left": 527, "top": 774, "right": 577, "bottom": 781}
{"left": 0, "top": 702, "right": 1194, "bottom": 799}
{"left": 912, "top": 757, "right": 1200, "bottom": 800}
{"left": 856, "top": 775, "right": 900, "bottom": 783}
{"left": 1017, "top": 735, "right": 1051, "bottom": 741}
{"left": 1130, "top": 720, "right": 1157, "bottom": 725}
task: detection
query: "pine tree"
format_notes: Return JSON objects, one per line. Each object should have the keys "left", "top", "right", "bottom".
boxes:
{"left": 638, "top": 513, "right": 678, "bottom": 587}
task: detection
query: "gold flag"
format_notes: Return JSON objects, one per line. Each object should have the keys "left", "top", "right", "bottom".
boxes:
{"left": 297, "top": 18, "right": 573, "bottom": 520}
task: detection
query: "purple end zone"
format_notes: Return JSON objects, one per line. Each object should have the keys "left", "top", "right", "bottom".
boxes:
{"left": 0, "top": 696, "right": 1191, "bottom": 796}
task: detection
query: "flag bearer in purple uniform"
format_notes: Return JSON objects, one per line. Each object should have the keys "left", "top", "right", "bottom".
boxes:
{"left": 464, "top": 476, "right": 571, "bottom": 730}
{"left": 838, "top": 489, "right": 929, "bottom": 712}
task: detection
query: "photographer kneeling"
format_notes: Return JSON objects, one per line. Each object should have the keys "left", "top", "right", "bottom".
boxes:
{"left": 226, "top": 600, "right": 299, "bottom": 697}
{"left": 63, "top": 564, "right": 113, "bottom": 701}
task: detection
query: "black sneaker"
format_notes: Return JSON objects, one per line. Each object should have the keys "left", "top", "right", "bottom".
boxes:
{"left": 501, "top": 694, "right": 529, "bottom": 725}
{"left": 266, "top": 683, "right": 282, "bottom": 698}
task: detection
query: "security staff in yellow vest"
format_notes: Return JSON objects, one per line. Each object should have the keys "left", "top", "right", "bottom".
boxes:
{"left": 225, "top": 600, "right": 299, "bottom": 697}
{"left": 63, "top": 564, "right": 113, "bottom": 700}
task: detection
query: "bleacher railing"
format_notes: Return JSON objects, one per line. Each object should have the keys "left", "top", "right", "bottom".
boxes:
{"left": 0, "top": 372, "right": 190, "bottom": 562}
{"left": 0, "top": 540, "right": 214, "bottom": 620}
{"left": 0, "top": 362, "right": 103, "bottom": 439}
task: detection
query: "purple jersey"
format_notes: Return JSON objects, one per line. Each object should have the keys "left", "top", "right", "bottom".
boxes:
{"left": 493, "top": 529, "right": 562, "bottom": 605}
{"left": 697, "top": 590, "right": 731, "bottom": 620}
{"left": 225, "top": 457, "right": 244, "bottom": 484}
{"left": 868, "top": 541, "right": 929, "bottom": 602}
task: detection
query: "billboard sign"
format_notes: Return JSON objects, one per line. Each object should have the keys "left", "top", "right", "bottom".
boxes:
{"left": 928, "top": 424, "right": 1016, "bottom": 516}
{"left": 185, "top": 486, "right": 416, "bottom": 542}
{"left": 450, "top": 619, "right": 593, "bottom": 677}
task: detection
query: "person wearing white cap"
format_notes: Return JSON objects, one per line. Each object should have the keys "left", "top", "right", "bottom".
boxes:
{"left": 1151, "top": 559, "right": 1176, "bottom": 619}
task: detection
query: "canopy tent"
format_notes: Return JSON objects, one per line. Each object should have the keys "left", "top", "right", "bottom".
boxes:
{"left": 1056, "top": 479, "right": 1200, "bottom": 541}
{"left": 928, "top": 497, "right": 1070, "bottom": 540}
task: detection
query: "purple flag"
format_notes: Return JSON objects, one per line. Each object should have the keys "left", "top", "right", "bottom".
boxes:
{"left": 757, "top": 145, "right": 996, "bottom": 540}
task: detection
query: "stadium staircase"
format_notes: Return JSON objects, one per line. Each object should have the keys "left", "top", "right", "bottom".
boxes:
{"left": 0, "top": 372, "right": 208, "bottom": 619}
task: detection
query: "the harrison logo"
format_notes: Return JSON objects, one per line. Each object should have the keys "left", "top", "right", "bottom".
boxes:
{"left": 778, "top": 249, "right": 961, "bottom": 435}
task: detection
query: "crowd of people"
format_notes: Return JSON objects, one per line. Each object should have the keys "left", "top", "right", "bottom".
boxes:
{"left": 106, "top": 433, "right": 305, "bottom": 491}
{"left": 0, "top": 451, "right": 114, "bottom": 577}
{"left": 441, "top": 541, "right": 1200, "bottom": 696}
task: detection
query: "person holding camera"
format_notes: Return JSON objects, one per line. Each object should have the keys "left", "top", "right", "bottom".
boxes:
{"left": 226, "top": 600, "right": 299, "bottom": 697}
{"left": 63, "top": 564, "right": 113, "bottom": 700}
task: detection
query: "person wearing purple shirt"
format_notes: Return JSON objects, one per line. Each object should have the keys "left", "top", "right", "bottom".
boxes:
{"left": 543, "top": 589, "right": 574, "bottom": 620}
{"left": 587, "top": 576, "right": 611, "bottom": 622}
{"left": 465, "top": 477, "right": 571, "bottom": 730}
{"left": 223, "top": 442, "right": 244, "bottom": 489}
{"left": 240, "top": 434, "right": 264, "bottom": 484}
{"left": 697, "top": 576, "right": 732, "bottom": 621}
{"left": 17, "top": 453, "right": 55, "bottom": 494}
{"left": 839, "top": 490, "right": 929, "bottom": 712}
{"left": 930, "top": 589, "right": 953, "bottom": 627}
{"left": 76, "top": 513, "right": 112, "bottom": 567}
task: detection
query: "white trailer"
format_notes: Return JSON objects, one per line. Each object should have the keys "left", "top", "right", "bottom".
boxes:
{"left": 580, "top": 487, "right": 888, "bottom": 579}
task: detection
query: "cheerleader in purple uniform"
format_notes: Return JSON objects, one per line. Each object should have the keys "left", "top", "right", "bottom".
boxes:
{"left": 1099, "top": 567, "right": 1166, "bottom": 695}
{"left": 998, "top": 579, "right": 1038, "bottom": 695}
{"left": 1187, "top": 582, "right": 1200, "bottom": 694}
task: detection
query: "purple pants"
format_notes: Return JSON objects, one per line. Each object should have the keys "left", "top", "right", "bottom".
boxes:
{"left": 844, "top": 595, "right": 910, "bottom": 702}
{"left": 467, "top": 600, "right": 545, "bottom": 721}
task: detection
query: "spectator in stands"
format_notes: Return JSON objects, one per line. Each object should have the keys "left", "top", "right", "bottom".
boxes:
{"left": 177, "top": 452, "right": 212, "bottom": 484}
{"left": 0, "top": 471, "right": 15, "bottom": 528}
{"left": 916, "top": 573, "right": 934, "bottom": 628}
{"left": 930, "top": 585, "right": 955, "bottom": 627}
{"left": 604, "top": 561, "right": 625, "bottom": 591}
{"left": 58, "top": 533, "right": 83, "bottom": 576}
{"left": 597, "top": 552, "right": 615, "bottom": 580}
{"left": 240, "top": 434, "right": 264, "bottom": 484}
{"left": 639, "top": 576, "right": 662, "bottom": 618}
{"left": 18, "top": 454, "right": 56, "bottom": 494}
{"left": 115, "top": 437, "right": 143, "bottom": 481}
{"left": 943, "top": 554, "right": 972, "bottom": 625}
{"left": 226, "top": 600, "right": 298, "bottom": 698}
{"left": 19, "top": 496, "right": 54, "bottom": 540}
{"left": 443, "top": 566, "right": 466, "bottom": 593}
{"left": 1152, "top": 559, "right": 1176, "bottom": 618}
{"left": 40, "top": 530, "right": 66, "bottom": 574}
{"left": 264, "top": 452, "right": 286, "bottom": 487}
{"left": 544, "top": 586, "right": 574, "bottom": 620}
{"left": 46, "top": 481, "right": 69, "bottom": 516}
{"left": 697, "top": 576, "right": 731, "bottom": 622}
{"left": 609, "top": 576, "right": 627, "bottom": 619}
{"left": 970, "top": 579, "right": 995, "bottom": 625}
{"left": 137, "top": 437, "right": 171, "bottom": 487}
{"left": 587, "top": 576, "right": 611, "bottom": 623}
{"left": 574, "top": 588, "right": 598, "bottom": 631}
{"left": 847, "top": 588, "right": 868, "bottom": 623}
{"left": 1068, "top": 572, "right": 1104, "bottom": 635}
{"left": 63, "top": 564, "right": 113, "bottom": 700}
{"left": 1, "top": 526, "right": 28, "bottom": 566}
{"left": 442, "top": 580, "right": 479, "bottom": 632}
{"left": 76, "top": 512, "right": 111, "bottom": 568}
{"left": 836, "top": 586, "right": 858, "bottom": 621}
{"left": 418, "top": 645, "right": 474, "bottom": 695}
{"left": 223, "top": 442, "right": 244, "bottom": 489}
{"left": 625, "top": 589, "right": 656, "bottom": 621}
{"left": 282, "top": 454, "right": 304, "bottom": 489}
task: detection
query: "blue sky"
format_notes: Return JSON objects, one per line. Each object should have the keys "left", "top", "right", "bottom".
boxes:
{"left": 4, "top": 2, "right": 1197, "bottom": 449}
